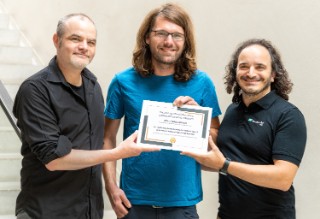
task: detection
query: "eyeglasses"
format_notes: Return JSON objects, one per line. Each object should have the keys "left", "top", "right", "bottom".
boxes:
{"left": 151, "top": 30, "right": 185, "bottom": 41}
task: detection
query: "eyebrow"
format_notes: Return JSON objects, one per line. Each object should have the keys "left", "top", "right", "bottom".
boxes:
{"left": 67, "top": 34, "right": 96, "bottom": 42}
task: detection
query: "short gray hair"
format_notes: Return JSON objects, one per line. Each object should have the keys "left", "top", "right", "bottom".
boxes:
{"left": 56, "top": 13, "right": 95, "bottom": 38}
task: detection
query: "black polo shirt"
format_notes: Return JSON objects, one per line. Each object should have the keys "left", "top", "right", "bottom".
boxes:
{"left": 217, "top": 91, "right": 306, "bottom": 219}
{"left": 13, "top": 57, "right": 105, "bottom": 219}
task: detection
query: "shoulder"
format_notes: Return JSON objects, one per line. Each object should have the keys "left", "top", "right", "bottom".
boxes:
{"left": 262, "top": 95, "right": 306, "bottom": 133}
{"left": 191, "top": 70, "right": 214, "bottom": 84}
{"left": 18, "top": 67, "right": 50, "bottom": 93}
{"left": 225, "top": 102, "right": 239, "bottom": 114}
{"left": 114, "top": 67, "right": 138, "bottom": 80}
{"left": 273, "top": 96, "right": 304, "bottom": 117}
{"left": 107, "top": 67, "right": 139, "bottom": 91}
{"left": 193, "top": 69, "right": 210, "bottom": 78}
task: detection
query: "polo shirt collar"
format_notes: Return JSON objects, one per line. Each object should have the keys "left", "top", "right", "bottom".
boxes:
{"left": 239, "top": 90, "right": 278, "bottom": 111}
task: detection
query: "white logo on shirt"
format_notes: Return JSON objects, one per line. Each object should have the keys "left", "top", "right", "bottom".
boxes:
{"left": 248, "top": 118, "right": 264, "bottom": 126}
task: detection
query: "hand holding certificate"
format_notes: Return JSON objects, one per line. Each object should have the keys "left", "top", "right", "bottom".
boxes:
{"left": 137, "top": 100, "right": 212, "bottom": 152}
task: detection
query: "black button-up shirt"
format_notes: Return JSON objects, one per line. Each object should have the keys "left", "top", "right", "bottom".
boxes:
{"left": 13, "top": 57, "right": 105, "bottom": 219}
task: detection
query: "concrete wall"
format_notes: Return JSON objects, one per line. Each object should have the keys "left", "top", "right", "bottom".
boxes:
{"left": 2, "top": 0, "right": 319, "bottom": 218}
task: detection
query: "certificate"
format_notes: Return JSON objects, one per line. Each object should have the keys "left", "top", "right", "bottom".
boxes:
{"left": 137, "top": 100, "right": 212, "bottom": 152}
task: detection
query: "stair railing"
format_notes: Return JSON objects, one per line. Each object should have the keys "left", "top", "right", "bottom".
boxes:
{"left": 0, "top": 80, "right": 21, "bottom": 141}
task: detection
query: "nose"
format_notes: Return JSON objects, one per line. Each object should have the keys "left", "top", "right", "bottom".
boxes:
{"left": 164, "top": 34, "right": 174, "bottom": 43}
{"left": 78, "top": 41, "right": 88, "bottom": 50}
{"left": 247, "top": 66, "right": 255, "bottom": 77}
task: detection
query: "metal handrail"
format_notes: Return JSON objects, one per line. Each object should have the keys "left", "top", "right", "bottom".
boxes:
{"left": 0, "top": 80, "right": 21, "bottom": 141}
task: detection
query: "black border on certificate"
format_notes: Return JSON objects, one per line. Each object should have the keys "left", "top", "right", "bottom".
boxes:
{"left": 137, "top": 100, "right": 212, "bottom": 152}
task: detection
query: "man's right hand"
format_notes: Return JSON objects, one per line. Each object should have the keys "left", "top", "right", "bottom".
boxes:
{"left": 117, "top": 131, "right": 160, "bottom": 159}
{"left": 108, "top": 185, "right": 131, "bottom": 218}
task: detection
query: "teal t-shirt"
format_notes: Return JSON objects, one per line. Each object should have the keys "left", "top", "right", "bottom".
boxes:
{"left": 104, "top": 67, "right": 221, "bottom": 206}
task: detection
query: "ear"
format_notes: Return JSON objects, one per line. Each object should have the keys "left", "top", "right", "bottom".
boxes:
{"left": 53, "top": 33, "right": 59, "bottom": 49}
{"left": 145, "top": 34, "right": 150, "bottom": 45}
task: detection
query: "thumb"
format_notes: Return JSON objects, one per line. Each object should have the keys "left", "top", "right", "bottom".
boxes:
{"left": 208, "top": 136, "right": 216, "bottom": 150}
{"left": 129, "top": 130, "right": 138, "bottom": 142}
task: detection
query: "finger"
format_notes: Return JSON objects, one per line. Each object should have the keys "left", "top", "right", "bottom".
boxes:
{"left": 140, "top": 146, "right": 161, "bottom": 152}
{"left": 185, "top": 99, "right": 198, "bottom": 106}
{"left": 180, "top": 150, "right": 198, "bottom": 158}
{"left": 128, "top": 130, "right": 138, "bottom": 142}
{"left": 208, "top": 136, "right": 214, "bottom": 150}
{"left": 181, "top": 96, "right": 194, "bottom": 105}
{"left": 121, "top": 194, "right": 132, "bottom": 208}
{"left": 115, "top": 205, "right": 129, "bottom": 219}
{"left": 208, "top": 135, "right": 218, "bottom": 150}
{"left": 173, "top": 96, "right": 184, "bottom": 106}
{"left": 173, "top": 96, "right": 193, "bottom": 107}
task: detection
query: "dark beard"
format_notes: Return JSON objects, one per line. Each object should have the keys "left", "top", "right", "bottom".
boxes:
{"left": 241, "top": 80, "right": 272, "bottom": 97}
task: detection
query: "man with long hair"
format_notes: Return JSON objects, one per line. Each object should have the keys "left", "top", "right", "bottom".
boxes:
{"left": 181, "top": 39, "right": 307, "bottom": 218}
{"left": 103, "top": 3, "right": 221, "bottom": 219}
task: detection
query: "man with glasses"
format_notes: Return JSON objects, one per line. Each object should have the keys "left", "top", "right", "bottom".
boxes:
{"left": 103, "top": 3, "right": 221, "bottom": 219}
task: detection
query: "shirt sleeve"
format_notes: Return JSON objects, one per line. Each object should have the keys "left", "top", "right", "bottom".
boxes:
{"left": 201, "top": 73, "right": 222, "bottom": 118}
{"left": 272, "top": 107, "right": 307, "bottom": 166}
{"left": 104, "top": 75, "right": 124, "bottom": 119}
{"left": 13, "top": 81, "right": 72, "bottom": 164}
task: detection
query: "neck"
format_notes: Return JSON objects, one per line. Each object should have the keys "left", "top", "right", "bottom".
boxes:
{"left": 153, "top": 63, "right": 175, "bottom": 76}
{"left": 242, "top": 91, "right": 270, "bottom": 106}
{"left": 56, "top": 60, "right": 83, "bottom": 86}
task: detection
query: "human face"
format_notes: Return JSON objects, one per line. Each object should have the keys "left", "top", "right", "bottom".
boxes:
{"left": 146, "top": 16, "right": 185, "bottom": 73}
{"left": 236, "top": 45, "right": 275, "bottom": 103}
{"left": 54, "top": 16, "right": 96, "bottom": 72}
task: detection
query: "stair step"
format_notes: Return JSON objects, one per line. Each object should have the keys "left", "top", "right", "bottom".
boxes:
{"left": 0, "top": 104, "right": 14, "bottom": 127}
{"left": 0, "top": 46, "right": 34, "bottom": 65}
{"left": 0, "top": 152, "right": 21, "bottom": 159}
{"left": 0, "top": 127, "right": 21, "bottom": 153}
{"left": 0, "top": 29, "right": 20, "bottom": 46}
{"left": 0, "top": 14, "right": 9, "bottom": 29}
{"left": 0, "top": 181, "right": 20, "bottom": 191}
{"left": 0, "top": 181, "right": 19, "bottom": 215}
{"left": 1, "top": 83, "right": 19, "bottom": 100}
{"left": 0, "top": 215, "right": 15, "bottom": 219}
{"left": 0, "top": 153, "right": 21, "bottom": 181}
{"left": 0, "top": 63, "right": 41, "bottom": 84}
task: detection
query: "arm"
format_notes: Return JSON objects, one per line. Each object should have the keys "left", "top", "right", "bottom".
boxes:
{"left": 102, "top": 118, "right": 131, "bottom": 218}
{"left": 209, "top": 117, "right": 220, "bottom": 143}
{"left": 102, "top": 118, "right": 121, "bottom": 196}
{"left": 201, "top": 117, "right": 220, "bottom": 171}
{"left": 45, "top": 128, "right": 158, "bottom": 171}
{"left": 225, "top": 107, "right": 305, "bottom": 191}
{"left": 181, "top": 137, "right": 299, "bottom": 191}
{"left": 227, "top": 159, "right": 298, "bottom": 191}
{"left": 46, "top": 117, "right": 159, "bottom": 171}
{"left": 45, "top": 118, "right": 122, "bottom": 170}
{"left": 16, "top": 81, "right": 158, "bottom": 172}
{"left": 173, "top": 96, "right": 221, "bottom": 171}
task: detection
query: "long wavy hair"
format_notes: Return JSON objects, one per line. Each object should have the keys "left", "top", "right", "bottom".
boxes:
{"left": 224, "top": 39, "right": 293, "bottom": 103}
{"left": 132, "top": 3, "right": 197, "bottom": 82}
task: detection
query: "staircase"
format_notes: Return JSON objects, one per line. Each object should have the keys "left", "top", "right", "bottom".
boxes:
{"left": 0, "top": 1, "right": 43, "bottom": 218}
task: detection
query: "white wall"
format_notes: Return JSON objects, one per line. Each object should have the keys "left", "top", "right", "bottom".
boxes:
{"left": 2, "top": 0, "right": 319, "bottom": 218}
